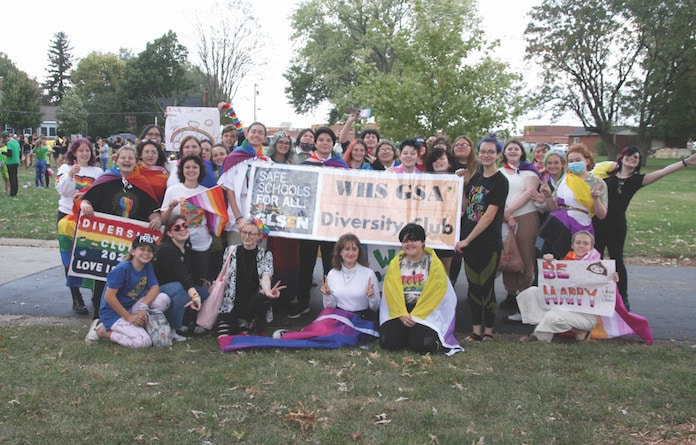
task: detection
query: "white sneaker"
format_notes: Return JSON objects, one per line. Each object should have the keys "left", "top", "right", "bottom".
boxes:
{"left": 272, "top": 329, "right": 290, "bottom": 339}
{"left": 171, "top": 332, "right": 188, "bottom": 342}
{"left": 85, "top": 319, "right": 102, "bottom": 344}
{"left": 505, "top": 312, "right": 523, "bottom": 324}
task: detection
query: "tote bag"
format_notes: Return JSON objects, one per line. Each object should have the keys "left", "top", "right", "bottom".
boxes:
{"left": 498, "top": 230, "right": 524, "bottom": 273}
{"left": 197, "top": 248, "right": 233, "bottom": 329}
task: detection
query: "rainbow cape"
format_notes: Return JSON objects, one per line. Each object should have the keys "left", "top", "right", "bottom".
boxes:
{"left": 219, "top": 139, "right": 267, "bottom": 176}
{"left": 185, "top": 185, "right": 230, "bottom": 237}
{"left": 218, "top": 308, "right": 379, "bottom": 351}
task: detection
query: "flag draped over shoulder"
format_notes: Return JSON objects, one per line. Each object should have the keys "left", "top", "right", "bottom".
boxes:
{"left": 185, "top": 185, "right": 230, "bottom": 237}
{"left": 380, "top": 248, "right": 464, "bottom": 355}
{"left": 218, "top": 308, "right": 379, "bottom": 351}
{"left": 219, "top": 139, "right": 267, "bottom": 176}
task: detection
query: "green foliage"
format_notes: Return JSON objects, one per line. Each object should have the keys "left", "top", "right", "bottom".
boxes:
{"left": 0, "top": 325, "right": 694, "bottom": 444}
{"left": 0, "top": 70, "right": 42, "bottom": 132}
{"left": 285, "top": 0, "right": 522, "bottom": 137}
{"left": 122, "top": 31, "right": 195, "bottom": 129}
{"left": 69, "top": 52, "right": 127, "bottom": 137}
{"left": 525, "top": 0, "right": 636, "bottom": 159}
{"left": 43, "top": 31, "right": 74, "bottom": 105}
{"left": 56, "top": 90, "right": 89, "bottom": 136}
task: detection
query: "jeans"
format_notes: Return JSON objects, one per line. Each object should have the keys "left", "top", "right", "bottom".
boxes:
{"left": 35, "top": 159, "right": 47, "bottom": 187}
{"left": 159, "top": 282, "right": 209, "bottom": 330}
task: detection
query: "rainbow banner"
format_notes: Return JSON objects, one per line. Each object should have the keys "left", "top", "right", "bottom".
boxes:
{"left": 68, "top": 212, "right": 162, "bottom": 281}
{"left": 186, "top": 185, "right": 230, "bottom": 237}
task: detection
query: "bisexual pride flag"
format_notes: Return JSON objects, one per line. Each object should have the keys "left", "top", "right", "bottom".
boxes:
{"left": 186, "top": 185, "right": 229, "bottom": 237}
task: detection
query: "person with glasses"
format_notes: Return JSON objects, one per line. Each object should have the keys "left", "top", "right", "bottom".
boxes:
{"left": 379, "top": 223, "right": 463, "bottom": 355}
{"left": 217, "top": 219, "right": 285, "bottom": 336}
{"left": 455, "top": 135, "right": 509, "bottom": 342}
{"left": 153, "top": 215, "right": 208, "bottom": 340}
{"left": 161, "top": 155, "right": 213, "bottom": 285}
{"left": 139, "top": 125, "right": 164, "bottom": 145}
{"left": 449, "top": 135, "right": 478, "bottom": 284}
{"left": 363, "top": 139, "right": 400, "bottom": 170}
{"left": 266, "top": 132, "right": 297, "bottom": 164}
{"left": 592, "top": 146, "right": 696, "bottom": 310}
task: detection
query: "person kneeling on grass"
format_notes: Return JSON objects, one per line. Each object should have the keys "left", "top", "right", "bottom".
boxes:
{"left": 85, "top": 235, "right": 171, "bottom": 348}
{"left": 519, "top": 231, "right": 617, "bottom": 343}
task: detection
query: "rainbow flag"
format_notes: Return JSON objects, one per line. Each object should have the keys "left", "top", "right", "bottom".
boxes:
{"left": 186, "top": 185, "right": 229, "bottom": 237}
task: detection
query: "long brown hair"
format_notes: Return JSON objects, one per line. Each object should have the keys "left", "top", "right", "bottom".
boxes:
{"left": 331, "top": 233, "right": 368, "bottom": 270}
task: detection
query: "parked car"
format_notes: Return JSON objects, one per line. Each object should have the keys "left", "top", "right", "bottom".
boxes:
{"left": 552, "top": 143, "right": 569, "bottom": 153}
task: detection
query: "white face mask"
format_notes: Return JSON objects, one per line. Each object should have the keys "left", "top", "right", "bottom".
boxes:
{"left": 568, "top": 161, "right": 586, "bottom": 174}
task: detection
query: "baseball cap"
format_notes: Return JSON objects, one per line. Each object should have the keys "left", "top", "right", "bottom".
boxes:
{"left": 1, "top": 131, "right": 9, "bottom": 138}
{"left": 131, "top": 234, "right": 158, "bottom": 250}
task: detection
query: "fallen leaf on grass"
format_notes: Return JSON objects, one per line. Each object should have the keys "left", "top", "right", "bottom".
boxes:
{"left": 8, "top": 399, "right": 20, "bottom": 405}
{"left": 373, "top": 412, "right": 391, "bottom": 425}
{"left": 284, "top": 401, "right": 318, "bottom": 432}
{"left": 145, "top": 382, "right": 160, "bottom": 386}
{"left": 394, "top": 397, "right": 408, "bottom": 402}
{"left": 352, "top": 431, "right": 363, "bottom": 440}
{"left": 191, "top": 410, "right": 206, "bottom": 419}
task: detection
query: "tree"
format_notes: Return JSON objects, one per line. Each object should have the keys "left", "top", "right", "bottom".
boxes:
{"left": 44, "top": 31, "right": 74, "bottom": 104}
{"left": 0, "top": 70, "right": 42, "bottom": 132}
{"left": 285, "top": 0, "right": 522, "bottom": 138}
{"left": 620, "top": 0, "right": 696, "bottom": 153}
{"left": 70, "top": 52, "right": 127, "bottom": 137}
{"left": 525, "top": 0, "right": 639, "bottom": 158}
{"left": 192, "top": 1, "right": 265, "bottom": 105}
{"left": 56, "top": 89, "right": 89, "bottom": 135}
{"left": 122, "top": 31, "right": 195, "bottom": 129}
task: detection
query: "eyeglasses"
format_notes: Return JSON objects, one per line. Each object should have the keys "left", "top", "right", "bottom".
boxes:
{"left": 240, "top": 230, "right": 259, "bottom": 237}
{"left": 454, "top": 143, "right": 471, "bottom": 148}
{"left": 276, "top": 141, "right": 291, "bottom": 146}
{"left": 171, "top": 222, "right": 190, "bottom": 232}
{"left": 145, "top": 132, "right": 161, "bottom": 138}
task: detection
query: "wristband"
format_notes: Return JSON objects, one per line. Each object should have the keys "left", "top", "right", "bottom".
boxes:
{"left": 682, "top": 157, "right": 688, "bottom": 167}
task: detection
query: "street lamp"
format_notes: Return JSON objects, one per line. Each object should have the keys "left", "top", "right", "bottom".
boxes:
{"left": 253, "top": 83, "right": 259, "bottom": 121}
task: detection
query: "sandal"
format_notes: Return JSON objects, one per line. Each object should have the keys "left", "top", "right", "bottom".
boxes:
{"left": 482, "top": 334, "right": 494, "bottom": 342}
{"left": 464, "top": 333, "right": 483, "bottom": 342}
{"left": 519, "top": 334, "right": 538, "bottom": 343}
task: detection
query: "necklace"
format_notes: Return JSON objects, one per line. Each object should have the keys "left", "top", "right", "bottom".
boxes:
{"left": 342, "top": 264, "right": 357, "bottom": 286}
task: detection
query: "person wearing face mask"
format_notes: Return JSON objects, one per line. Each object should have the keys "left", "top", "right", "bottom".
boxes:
{"left": 295, "top": 128, "right": 316, "bottom": 163}
{"left": 538, "top": 143, "right": 607, "bottom": 259}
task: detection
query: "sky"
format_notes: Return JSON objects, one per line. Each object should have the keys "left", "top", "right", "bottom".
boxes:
{"left": 0, "top": 0, "right": 565, "bottom": 132}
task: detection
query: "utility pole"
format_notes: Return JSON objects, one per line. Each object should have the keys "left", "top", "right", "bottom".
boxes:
{"left": 253, "top": 83, "right": 258, "bottom": 122}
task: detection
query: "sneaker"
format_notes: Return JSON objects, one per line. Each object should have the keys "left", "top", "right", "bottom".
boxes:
{"left": 505, "top": 313, "right": 523, "bottom": 324}
{"left": 171, "top": 332, "right": 188, "bottom": 342}
{"left": 85, "top": 319, "right": 102, "bottom": 344}
{"left": 272, "top": 329, "right": 290, "bottom": 339}
{"left": 287, "top": 305, "right": 310, "bottom": 319}
{"left": 192, "top": 325, "right": 207, "bottom": 336}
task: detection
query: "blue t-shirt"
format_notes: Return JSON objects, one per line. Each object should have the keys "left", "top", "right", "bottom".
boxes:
{"left": 99, "top": 260, "right": 158, "bottom": 330}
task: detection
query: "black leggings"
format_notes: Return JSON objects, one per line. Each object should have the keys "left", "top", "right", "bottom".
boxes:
{"left": 594, "top": 218, "right": 629, "bottom": 304}
{"left": 464, "top": 248, "right": 500, "bottom": 328}
{"left": 379, "top": 318, "right": 441, "bottom": 354}
{"left": 297, "top": 239, "right": 334, "bottom": 306}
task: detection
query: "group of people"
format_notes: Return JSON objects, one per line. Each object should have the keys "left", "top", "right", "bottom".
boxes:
{"left": 51, "top": 104, "right": 693, "bottom": 351}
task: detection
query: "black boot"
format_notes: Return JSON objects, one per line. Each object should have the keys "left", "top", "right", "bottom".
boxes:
{"left": 70, "top": 287, "right": 89, "bottom": 315}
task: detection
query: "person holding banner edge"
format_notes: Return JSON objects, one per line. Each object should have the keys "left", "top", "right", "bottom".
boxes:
{"left": 79, "top": 145, "right": 162, "bottom": 319}
{"left": 290, "top": 127, "right": 350, "bottom": 318}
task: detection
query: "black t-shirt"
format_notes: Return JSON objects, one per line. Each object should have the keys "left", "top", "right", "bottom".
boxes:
{"left": 461, "top": 170, "right": 509, "bottom": 251}
{"left": 601, "top": 173, "right": 644, "bottom": 224}
{"left": 83, "top": 178, "right": 159, "bottom": 222}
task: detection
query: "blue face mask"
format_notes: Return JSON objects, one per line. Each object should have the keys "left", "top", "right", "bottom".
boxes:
{"left": 568, "top": 161, "right": 586, "bottom": 174}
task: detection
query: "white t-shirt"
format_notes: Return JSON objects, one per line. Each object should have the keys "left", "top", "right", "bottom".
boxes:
{"left": 161, "top": 183, "right": 213, "bottom": 251}
{"left": 324, "top": 263, "right": 380, "bottom": 312}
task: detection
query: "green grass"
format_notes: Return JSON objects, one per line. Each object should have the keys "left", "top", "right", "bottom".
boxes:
{"left": 1, "top": 158, "right": 695, "bottom": 258}
{"left": 0, "top": 327, "right": 694, "bottom": 444}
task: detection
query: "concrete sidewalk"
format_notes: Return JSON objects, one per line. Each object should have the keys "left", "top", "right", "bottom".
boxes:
{"left": 0, "top": 238, "right": 693, "bottom": 341}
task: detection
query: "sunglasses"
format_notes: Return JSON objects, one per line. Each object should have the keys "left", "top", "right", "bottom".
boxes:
{"left": 171, "top": 222, "right": 190, "bottom": 232}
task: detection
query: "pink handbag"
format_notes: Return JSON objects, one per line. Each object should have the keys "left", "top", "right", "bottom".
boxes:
{"left": 197, "top": 249, "right": 233, "bottom": 329}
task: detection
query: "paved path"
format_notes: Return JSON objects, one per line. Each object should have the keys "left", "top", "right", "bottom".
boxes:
{"left": 0, "top": 239, "right": 693, "bottom": 341}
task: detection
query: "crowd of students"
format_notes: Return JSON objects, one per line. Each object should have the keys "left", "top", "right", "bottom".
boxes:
{"left": 42, "top": 106, "right": 695, "bottom": 352}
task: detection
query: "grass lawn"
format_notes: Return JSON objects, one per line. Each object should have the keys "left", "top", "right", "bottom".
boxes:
{"left": 0, "top": 327, "right": 694, "bottom": 444}
{"left": 2, "top": 157, "right": 695, "bottom": 258}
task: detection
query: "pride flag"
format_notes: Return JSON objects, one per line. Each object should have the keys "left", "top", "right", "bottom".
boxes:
{"left": 186, "top": 185, "right": 229, "bottom": 237}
